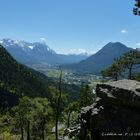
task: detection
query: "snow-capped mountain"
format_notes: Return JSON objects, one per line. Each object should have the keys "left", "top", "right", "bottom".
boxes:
{"left": 1, "top": 38, "right": 32, "bottom": 51}
{"left": 0, "top": 38, "right": 57, "bottom": 64}
{"left": 0, "top": 38, "right": 55, "bottom": 53}
{"left": 0, "top": 38, "right": 88, "bottom": 65}
{"left": 32, "top": 42, "right": 56, "bottom": 55}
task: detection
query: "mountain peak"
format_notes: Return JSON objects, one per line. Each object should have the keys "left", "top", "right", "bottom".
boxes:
{"left": 33, "top": 42, "right": 56, "bottom": 54}
{"left": 64, "top": 42, "right": 132, "bottom": 74}
{"left": 0, "top": 38, "right": 56, "bottom": 54}
{"left": 103, "top": 42, "right": 127, "bottom": 48}
{"left": 0, "top": 38, "right": 88, "bottom": 65}
{"left": 100, "top": 42, "right": 129, "bottom": 53}
{"left": 0, "top": 38, "right": 30, "bottom": 49}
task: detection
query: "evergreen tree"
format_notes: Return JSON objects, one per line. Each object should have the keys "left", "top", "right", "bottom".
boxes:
{"left": 79, "top": 83, "right": 93, "bottom": 108}
{"left": 133, "top": 0, "right": 140, "bottom": 15}
{"left": 121, "top": 50, "right": 140, "bottom": 79}
{"left": 13, "top": 97, "right": 52, "bottom": 140}
{"left": 65, "top": 102, "right": 79, "bottom": 128}
{"left": 101, "top": 50, "right": 140, "bottom": 80}
{"left": 101, "top": 58, "right": 123, "bottom": 81}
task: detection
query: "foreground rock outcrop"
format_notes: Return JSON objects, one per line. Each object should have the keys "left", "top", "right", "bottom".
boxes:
{"left": 80, "top": 80, "right": 140, "bottom": 140}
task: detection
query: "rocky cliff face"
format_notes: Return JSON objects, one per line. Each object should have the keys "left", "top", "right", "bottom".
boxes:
{"left": 80, "top": 80, "right": 140, "bottom": 140}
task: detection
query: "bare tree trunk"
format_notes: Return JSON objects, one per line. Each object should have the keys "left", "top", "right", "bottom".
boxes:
{"left": 20, "top": 117, "right": 24, "bottom": 140}
{"left": 27, "top": 120, "right": 30, "bottom": 140}
{"left": 128, "top": 67, "right": 132, "bottom": 79}
{"left": 21, "top": 125, "right": 24, "bottom": 140}
{"left": 41, "top": 128, "right": 45, "bottom": 140}
{"left": 42, "top": 117, "right": 45, "bottom": 140}
{"left": 115, "top": 73, "right": 118, "bottom": 81}
{"left": 55, "top": 69, "right": 63, "bottom": 140}
{"left": 67, "top": 111, "right": 72, "bottom": 128}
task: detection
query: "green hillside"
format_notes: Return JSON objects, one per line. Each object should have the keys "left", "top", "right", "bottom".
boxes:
{"left": 0, "top": 45, "right": 53, "bottom": 99}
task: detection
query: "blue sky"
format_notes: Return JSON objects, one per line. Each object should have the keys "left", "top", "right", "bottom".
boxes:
{"left": 0, "top": 0, "right": 140, "bottom": 54}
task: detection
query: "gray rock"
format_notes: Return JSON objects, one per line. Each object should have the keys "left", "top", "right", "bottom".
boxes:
{"left": 79, "top": 80, "right": 140, "bottom": 140}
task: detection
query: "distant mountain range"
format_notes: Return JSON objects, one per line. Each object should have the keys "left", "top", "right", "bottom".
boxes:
{"left": 0, "top": 39, "right": 134, "bottom": 74}
{"left": 0, "top": 39, "right": 89, "bottom": 66}
{"left": 63, "top": 42, "right": 132, "bottom": 74}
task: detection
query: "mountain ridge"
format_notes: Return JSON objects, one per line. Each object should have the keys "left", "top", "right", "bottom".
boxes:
{"left": 63, "top": 42, "right": 132, "bottom": 74}
{"left": 0, "top": 38, "right": 89, "bottom": 65}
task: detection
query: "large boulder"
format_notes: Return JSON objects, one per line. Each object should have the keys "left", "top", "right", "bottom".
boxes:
{"left": 79, "top": 80, "right": 140, "bottom": 140}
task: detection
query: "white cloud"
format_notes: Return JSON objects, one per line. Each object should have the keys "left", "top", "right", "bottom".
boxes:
{"left": 121, "top": 29, "right": 128, "bottom": 34}
{"left": 0, "top": 40, "right": 3, "bottom": 44}
{"left": 40, "top": 37, "right": 47, "bottom": 42}
{"left": 69, "top": 48, "right": 87, "bottom": 55}
{"left": 28, "top": 45, "right": 34, "bottom": 49}
{"left": 66, "top": 48, "right": 96, "bottom": 55}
